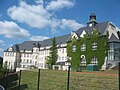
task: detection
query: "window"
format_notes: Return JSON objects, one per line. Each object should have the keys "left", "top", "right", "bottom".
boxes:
{"left": 27, "top": 59, "right": 29, "bottom": 63}
{"left": 39, "top": 63, "right": 43, "bottom": 67}
{"left": 81, "top": 43, "right": 86, "bottom": 51}
{"left": 24, "top": 54, "right": 26, "bottom": 57}
{"left": 24, "top": 59, "right": 25, "bottom": 62}
{"left": 23, "top": 65, "right": 25, "bottom": 68}
{"left": 59, "top": 49, "right": 61, "bottom": 52}
{"left": 33, "top": 49, "right": 36, "bottom": 52}
{"left": 35, "top": 56, "right": 38, "bottom": 59}
{"left": 27, "top": 54, "right": 29, "bottom": 57}
{"left": 92, "top": 42, "right": 97, "bottom": 50}
{"left": 62, "top": 49, "right": 64, "bottom": 53}
{"left": 80, "top": 56, "right": 86, "bottom": 66}
{"left": 30, "top": 60, "right": 32, "bottom": 63}
{"left": 59, "top": 57, "right": 61, "bottom": 61}
{"left": 62, "top": 57, "right": 64, "bottom": 61}
{"left": 12, "top": 53, "right": 14, "bottom": 56}
{"left": 35, "top": 61, "right": 37, "bottom": 66}
{"left": 91, "top": 57, "right": 98, "bottom": 65}
{"left": 36, "top": 49, "right": 38, "bottom": 53}
{"left": 72, "top": 45, "right": 76, "bottom": 52}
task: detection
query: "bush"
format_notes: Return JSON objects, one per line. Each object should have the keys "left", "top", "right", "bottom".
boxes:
{"left": 0, "top": 67, "right": 7, "bottom": 79}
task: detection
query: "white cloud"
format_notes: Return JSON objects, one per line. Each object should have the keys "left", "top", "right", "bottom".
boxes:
{"left": 0, "top": 21, "right": 31, "bottom": 39}
{"left": 7, "top": 1, "right": 83, "bottom": 34}
{"left": 0, "top": 40, "right": 5, "bottom": 46}
{"left": 30, "top": 36, "right": 49, "bottom": 41}
{"left": 61, "top": 19, "right": 85, "bottom": 31}
{"left": 7, "top": 1, "right": 51, "bottom": 29}
{"left": 35, "top": 0, "right": 44, "bottom": 5}
{"left": 46, "top": 0, "right": 74, "bottom": 11}
{"left": 0, "top": 48, "right": 3, "bottom": 56}
{"left": 0, "top": 48, "right": 3, "bottom": 52}
{"left": 0, "top": 40, "right": 4, "bottom": 43}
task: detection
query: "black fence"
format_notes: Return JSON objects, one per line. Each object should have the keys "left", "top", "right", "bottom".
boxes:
{"left": 0, "top": 71, "right": 18, "bottom": 90}
{"left": 0, "top": 64, "right": 119, "bottom": 90}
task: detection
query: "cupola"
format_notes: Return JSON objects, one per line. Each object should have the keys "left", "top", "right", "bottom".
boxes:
{"left": 87, "top": 13, "right": 98, "bottom": 27}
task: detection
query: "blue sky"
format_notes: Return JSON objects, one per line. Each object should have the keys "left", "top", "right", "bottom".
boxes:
{"left": 0, "top": 0, "right": 120, "bottom": 56}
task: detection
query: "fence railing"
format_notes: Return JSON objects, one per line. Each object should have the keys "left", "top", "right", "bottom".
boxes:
{"left": 0, "top": 64, "right": 119, "bottom": 90}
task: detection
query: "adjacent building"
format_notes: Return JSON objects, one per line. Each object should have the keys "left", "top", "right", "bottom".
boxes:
{"left": 3, "top": 13, "right": 120, "bottom": 71}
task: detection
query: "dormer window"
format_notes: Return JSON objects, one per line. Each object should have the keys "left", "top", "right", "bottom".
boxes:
{"left": 81, "top": 43, "right": 86, "bottom": 51}
{"left": 72, "top": 45, "right": 76, "bottom": 52}
{"left": 92, "top": 42, "right": 97, "bottom": 50}
{"left": 8, "top": 47, "right": 13, "bottom": 51}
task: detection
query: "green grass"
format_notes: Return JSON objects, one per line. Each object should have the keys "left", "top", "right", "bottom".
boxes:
{"left": 18, "top": 69, "right": 118, "bottom": 90}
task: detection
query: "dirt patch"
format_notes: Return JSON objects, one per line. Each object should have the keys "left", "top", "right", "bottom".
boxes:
{"left": 71, "top": 71, "right": 118, "bottom": 77}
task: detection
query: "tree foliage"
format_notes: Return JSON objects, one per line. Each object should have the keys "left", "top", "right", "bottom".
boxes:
{"left": 46, "top": 37, "right": 58, "bottom": 69}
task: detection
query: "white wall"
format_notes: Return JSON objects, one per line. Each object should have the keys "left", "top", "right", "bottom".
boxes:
{"left": 3, "top": 52, "right": 17, "bottom": 70}
{"left": 3, "top": 43, "right": 68, "bottom": 70}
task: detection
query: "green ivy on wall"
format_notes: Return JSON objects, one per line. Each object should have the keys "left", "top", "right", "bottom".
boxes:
{"left": 67, "top": 28, "right": 108, "bottom": 70}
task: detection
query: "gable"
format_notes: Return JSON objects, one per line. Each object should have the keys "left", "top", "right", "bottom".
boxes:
{"left": 71, "top": 32, "right": 79, "bottom": 40}
{"left": 107, "top": 23, "right": 119, "bottom": 39}
{"left": 80, "top": 30, "right": 86, "bottom": 37}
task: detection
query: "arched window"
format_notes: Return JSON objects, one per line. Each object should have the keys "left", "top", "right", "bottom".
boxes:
{"left": 72, "top": 45, "right": 76, "bottom": 52}
{"left": 81, "top": 43, "right": 86, "bottom": 51}
{"left": 91, "top": 57, "right": 98, "bottom": 65}
{"left": 80, "top": 55, "right": 86, "bottom": 66}
{"left": 92, "top": 42, "right": 97, "bottom": 50}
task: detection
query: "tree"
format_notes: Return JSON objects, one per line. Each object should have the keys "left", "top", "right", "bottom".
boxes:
{"left": 46, "top": 37, "right": 58, "bottom": 69}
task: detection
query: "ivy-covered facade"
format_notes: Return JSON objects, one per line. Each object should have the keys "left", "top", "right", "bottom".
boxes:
{"left": 67, "top": 13, "right": 120, "bottom": 70}
{"left": 67, "top": 29, "right": 108, "bottom": 70}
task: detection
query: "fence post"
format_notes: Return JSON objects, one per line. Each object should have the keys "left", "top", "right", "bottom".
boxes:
{"left": 37, "top": 69, "right": 40, "bottom": 90}
{"left": 18, "top": 70, "right": 21, "bottom": 90}
{"left": 5, "top": 70, "right": 9, "bottom": 90}
{"left": 118, "top": 62, "right": 120, "bottom": 90}
{"left": 67, "top": 65, "right": 70, "bottom": 90}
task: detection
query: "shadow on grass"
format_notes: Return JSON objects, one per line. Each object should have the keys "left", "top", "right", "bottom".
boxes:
{"left": 0, "top": 72, "right": 28, "bottom": 90}
{"left": 7, "top": 84, "right": 28, "bottom": 90}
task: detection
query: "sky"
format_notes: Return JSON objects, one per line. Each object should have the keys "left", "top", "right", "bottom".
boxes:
{"left": 0, "top": 0, "right": 120, "bottom": 57}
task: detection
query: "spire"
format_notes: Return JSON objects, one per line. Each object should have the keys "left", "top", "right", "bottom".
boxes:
{"left": 89, "top": 13, "right": 96, "bottom": 22}
{"left": 87, "top": 13, "right": 98, "bottom": 27}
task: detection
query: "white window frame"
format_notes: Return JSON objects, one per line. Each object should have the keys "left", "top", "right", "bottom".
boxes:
{"left": 81, "top": 43, "right": 86, "bottom": 51}
{"left": 72, "top": 45, "right": 76, "bottom": 52}
{"left": 92, "top": 42, "right": 97, "bottom": 50}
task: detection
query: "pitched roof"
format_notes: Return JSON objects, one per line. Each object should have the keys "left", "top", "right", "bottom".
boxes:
{"left": 108, "top": 34, "right": 120, "bottom": 43}
{"left": 4, "top": 34, "right": 70, "bottom": 52}
{"left": 40, "top": 34, "right": 70, "bottom": 47}
{"left": 76, "top": 21, "right": 109, "bottom": 35}
{"left": 4, "top": 44, "right": 20, "bottom": 52}
{"left": 19, "top": 41, "right": 42, "bottom": 50}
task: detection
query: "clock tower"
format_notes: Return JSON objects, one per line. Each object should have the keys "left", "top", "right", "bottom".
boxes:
{"left": 87, "top": 13, "right": 98, "bottom": 27}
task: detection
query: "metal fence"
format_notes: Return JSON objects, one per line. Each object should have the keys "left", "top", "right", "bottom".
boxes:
{"left": 0, "top": 71, "right": 18, "bottom": 90}
{"left": 0, "top": 64, "right": 119, "bottom": 90}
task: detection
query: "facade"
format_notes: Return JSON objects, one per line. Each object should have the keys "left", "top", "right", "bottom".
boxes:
{"left": 3, "top": 13, "right": 120, "bottom": 70}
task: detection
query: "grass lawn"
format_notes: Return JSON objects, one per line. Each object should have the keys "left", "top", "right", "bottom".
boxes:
{"left": 18, "top": 69, "right": 118, "bottom": 90}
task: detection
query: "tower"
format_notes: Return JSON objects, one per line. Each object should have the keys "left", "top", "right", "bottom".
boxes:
{"left": 87, "top": 13, "right": 98, "bottom": 27}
